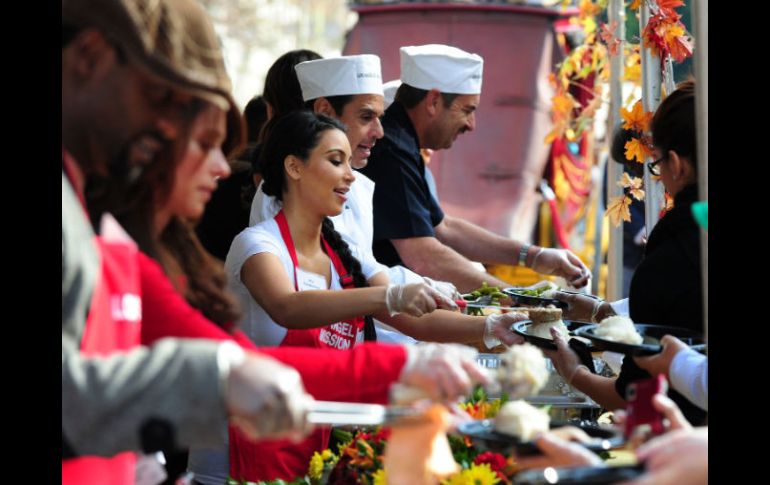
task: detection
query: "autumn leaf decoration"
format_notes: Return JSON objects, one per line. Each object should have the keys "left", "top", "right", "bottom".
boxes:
{"left": 599, "top": 21, "right": 622, "bottom": 56}
{"left": 545, "top": 0, "right": 609, "bottom": 144}
{"left": 641, "top": 0, "right": 693, "bottom": 65}
{"left": 606, "top": 172, "right": 647, "bottom": 227}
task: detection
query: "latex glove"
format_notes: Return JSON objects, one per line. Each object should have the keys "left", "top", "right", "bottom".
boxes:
{"left": 531, "top": 248, "right": 591, "bottom": 288}
{"left": 222, "top": 343, "right": 314, "bottom": 442}
{"left": 385, "top": 283, "right": 457, "bottom": 317}
{"left": 551, "top": 291, "right": 607, "bottom": 322}
{"left": 515, "top": 431, "right": 604, "bottom": 470}
{"left": 483, "top": 312, "right": 527, "bottom": 349}
{"left": 543, "top": 327, "right": 585, "bottom": 385}
{"left": 620, "top": 427, "right": 707, "bottom": 485}
{"left": 392, "top": 343, "right": 490, "bottom": 403}
{"left": 634, "top": 335, "right": 688, "bottom": 377}
{"left": 422, "top": 276, "right": 461, "bottom": 301}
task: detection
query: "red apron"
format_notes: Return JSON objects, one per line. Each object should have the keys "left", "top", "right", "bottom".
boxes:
{"left": 62, "top": 157, "right": 142, "bottom": 485}
{"left": 229, "top": 210, "right": 366, "bottom": 482}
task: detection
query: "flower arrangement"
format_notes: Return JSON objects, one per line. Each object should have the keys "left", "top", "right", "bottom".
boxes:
{"left": 234, "top": 388, "right": 522, "bottom": 485}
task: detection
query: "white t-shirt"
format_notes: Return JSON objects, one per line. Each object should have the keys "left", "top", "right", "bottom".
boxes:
{"left": 225, "top": 217, "right": 387, "bottom": 347}
{"left": 249, "top": 172, "right": 421, "bottom": 345}
{"left": 250, "top": 173, "right": 423, "bottom": 285}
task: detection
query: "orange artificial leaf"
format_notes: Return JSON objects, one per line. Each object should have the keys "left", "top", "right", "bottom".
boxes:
{"left": 656, "top": 0, "right": 685, "bottom": 17}
{"left": 618, "top": 173, "right": 645, "bottom": 200}
{"left": 621, "top": 100, "right": 653, "bottom": 132}
{"left": 579, "top": 0, "right": 603, "bottom": 19}
{"left": 606, "top": 195, "right": 632, "bottom": 227}
{"left": 600, "top": 21, "right": 622, "bottom": 56}
{"left": 624, "top": 137, "right": 652, "bottom": 163}
{"left": 668, "top": 33, "right": 694, "bottom": 62}
{"left": 552, "top": 92, "right": 577, "bottom": 119}
{"left": 630, "top": 0, "right": 642, "bottom": 9}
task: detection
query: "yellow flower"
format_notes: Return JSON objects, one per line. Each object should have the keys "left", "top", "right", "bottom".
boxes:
{"left": 442, "top": 463, "right": 501, "bottom": 485}
{"left": 308, "top": 451, "right": 324, "bottom": 480}
{"left": 321, "top": 449, "right": 334, "bottom": 461}
{"left": 372, "top": 468, "right": 387, "bottom": 485}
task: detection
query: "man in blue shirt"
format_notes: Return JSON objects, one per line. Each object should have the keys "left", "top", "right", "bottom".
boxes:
{"left": 361, "top": 44, "right": 591, "bottom": 293}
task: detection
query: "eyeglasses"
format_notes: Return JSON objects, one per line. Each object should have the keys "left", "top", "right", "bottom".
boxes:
{"left": 647, "top": 156, "right": 665, "bottom": 176}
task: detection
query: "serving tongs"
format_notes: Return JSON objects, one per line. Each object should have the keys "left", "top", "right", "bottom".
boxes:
{"left": 307, "top": 400, "right": 429, "bottom": 427}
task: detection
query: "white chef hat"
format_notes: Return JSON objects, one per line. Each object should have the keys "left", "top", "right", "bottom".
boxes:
{"left": 295, "top": 54, "right": 384, "bottom": 102}
{"left": 382, "top": 79, "right": 402, "bottom": 109}
{"left": 400, "top": 44, "right": 483, "bottom": 95}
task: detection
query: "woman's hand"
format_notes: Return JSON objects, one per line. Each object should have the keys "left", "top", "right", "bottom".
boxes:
{"left": 543, "top": 327, "right": 585, "bottom": 386}
{"left": 385, "top": 283, "right": 458, "bottom": 317}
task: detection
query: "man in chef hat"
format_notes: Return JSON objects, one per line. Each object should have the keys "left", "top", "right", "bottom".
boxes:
{"left": 246, "top": 55, "right": 463, "bottom": 343}
{"left": 360, "top": 44, "right": 592, "bottom": 293}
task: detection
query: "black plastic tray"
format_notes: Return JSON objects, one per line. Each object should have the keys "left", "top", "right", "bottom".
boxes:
{"left": 574, "top": 324, "right": 706, "bottom": 356}
{"left": 457, "top": 420, "right": 623, "bottom": 456}
{"left": 512, "top": 320, "right": 596, "bottom": 351}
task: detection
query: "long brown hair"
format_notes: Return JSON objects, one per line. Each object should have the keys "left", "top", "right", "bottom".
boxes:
{"left": 92, "top": 98, "right": 241, "bottom": 328}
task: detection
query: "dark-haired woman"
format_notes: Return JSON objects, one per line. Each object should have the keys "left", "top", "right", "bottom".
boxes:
{"left": 225, "top": 110, "right": 525, "bottom": 481}
{"left": 548, "top": 80, "right": 706, "bottom": 426}
{"left": 88, "top": 93, "right": 492, "bottom": 483}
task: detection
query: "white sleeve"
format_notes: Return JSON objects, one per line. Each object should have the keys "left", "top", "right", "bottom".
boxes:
{"left": 609, "top": 298, "right": 630, "bottom": 317}
{"left": 386, "top": 265, "right": 425, "bottom": 285}
{"left": 225, "top": 223, "right": 287, "bottom": 285}
{"left": 249, "top": 182, "right": 282, "bottom": 227}
{"left": 358, "top": 246, "right": 389, "bottom": 280}
{"left": 669, "top": 347, "right": 708, "bottom": 411}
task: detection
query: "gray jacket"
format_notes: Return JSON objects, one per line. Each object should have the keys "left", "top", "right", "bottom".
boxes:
{"left": 62, "top": 172, "right": 228, "bottom": 456}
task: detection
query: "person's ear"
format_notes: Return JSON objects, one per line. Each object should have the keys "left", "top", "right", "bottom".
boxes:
{"left": 313, "top": 97, "right": 336, "bottom": 117}
{"left": 284, "top": 154, "right": 303, "bottom": 181}
{"left": 668, "top": 150, "right": 691, "bottom": 182}
{"left": 425, "top": 89, "right": 442, "bottom": 117}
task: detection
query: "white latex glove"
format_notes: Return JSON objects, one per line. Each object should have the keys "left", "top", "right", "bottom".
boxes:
{"left": 221, "top": 342, "right": 314, "bottom": 442}
{"left": 385, "top": 282, "right": 458, "bottom": 317}
{"left": 422, "top": 276, "right": 461, "bottom": 301}
{"left": 531, "top": 248, "right": 591, "bottom": 289}
{"left": 391, "top": 343, "right": 490, "bottom": 403}
{"left": 483, "top": 312, "right": 528, "bottom": 349}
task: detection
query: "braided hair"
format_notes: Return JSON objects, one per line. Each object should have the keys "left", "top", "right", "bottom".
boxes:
{"left": 261, "top": 110, "right": 377, "bottom": 341}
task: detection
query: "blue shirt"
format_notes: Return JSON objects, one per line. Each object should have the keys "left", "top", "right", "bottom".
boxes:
{"left": 360, "top": 102, "right": 444, "bottom": 267}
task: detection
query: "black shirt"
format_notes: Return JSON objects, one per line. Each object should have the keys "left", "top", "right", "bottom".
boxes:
{"left": 196, "top": 146, "right": 261, "bottom": 261}
{"left": 359, "top": 102, "right": 444, "bottom": 267}
{"left": 616, "top": 184, "right": 706, "bottom": 424}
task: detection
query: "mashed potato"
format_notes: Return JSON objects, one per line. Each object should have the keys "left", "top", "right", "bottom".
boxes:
{"left": 595, "top": 316, "right": 643, "bottom": 345}
{"left": 497, "top": 343, "right": 549, "bottom": 399}
{"left": 494, "top": 400, "right": 550, "bottom": 440}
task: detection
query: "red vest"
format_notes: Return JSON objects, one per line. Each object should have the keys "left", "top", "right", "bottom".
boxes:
{"left": 62, "top": 226, "right": 142, "bottom": 485}
{"left": 62, "top": 154, "right": 142, "bottom": 485}
{"left": 229, "top": 210, "right": 366, "bottom": 482}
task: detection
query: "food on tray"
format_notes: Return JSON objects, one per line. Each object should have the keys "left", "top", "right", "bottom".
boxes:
{"left": 494, "top": 400, "right": 550, "bottom": 440}
{"left": 595, "top": 316, "right": 643, "bottom": 345}
{"left": 508, "top": 281, "right": 559, "bottom": 298}
{"left": 526, "top": 307, "right": 570, "bottom": 340}
{"left": 496, "top": 343, "right": 549, "bottom": 399}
